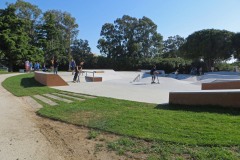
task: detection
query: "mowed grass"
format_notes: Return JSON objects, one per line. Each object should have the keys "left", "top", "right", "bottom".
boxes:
{"left": 37, "top": 98, "right": 240, "bottom": 146}
{"left": 3, "top": 74, "right": 240, "bottom": 159}
{"left": 2, "top": 73, "right": 59, "bottom": 96}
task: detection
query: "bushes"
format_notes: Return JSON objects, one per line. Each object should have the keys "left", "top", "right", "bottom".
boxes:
{"left": 45, "top": 55, "right": 192, "bottom": 73}
{"left": 215, "top": 62, "right": 234, "bottom": 71}
{"left": 87, "top": 56, "right": 191, "bottom": 73}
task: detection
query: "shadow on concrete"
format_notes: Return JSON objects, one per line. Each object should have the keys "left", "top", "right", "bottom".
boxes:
{"left": 155, "top": 104, "right": 240, "bottom": 116}
{"left": 21, "top": 77, "right": 44, "bottom": 88}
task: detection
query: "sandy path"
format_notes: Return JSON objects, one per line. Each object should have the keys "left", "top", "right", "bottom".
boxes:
{"left": 0, "top": 74, "right": 64, "bottom": 160}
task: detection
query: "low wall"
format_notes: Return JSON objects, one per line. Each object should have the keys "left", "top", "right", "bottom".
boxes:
{"left": 94, "top": 71, "right": 104, "bottom": 73}
{"left": 85, "top": 76, "right": 102, "bottom": 82}
{"left": 34, "top": 72, "right": 68, "bottom": 86}
{"left": 202, "top": 80, "right": 240, "bottom": 90}
{"left": 169, "top": 91, "right": 240, "bottom": 108}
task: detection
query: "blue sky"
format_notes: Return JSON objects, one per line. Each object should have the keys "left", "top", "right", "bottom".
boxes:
{"left": 1, "top": 0, "right": 240, "bottom": 54}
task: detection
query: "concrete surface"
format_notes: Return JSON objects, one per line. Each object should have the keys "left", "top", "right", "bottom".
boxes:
{"left": 51, "top": 70, "right": 240, "bottom": 104}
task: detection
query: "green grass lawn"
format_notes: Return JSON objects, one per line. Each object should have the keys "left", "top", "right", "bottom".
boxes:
{"left": 37, "top": 98, "right": 240, "bottom": 146}
{"left": 2, "top": 74, "right": 240, "bottom": 159}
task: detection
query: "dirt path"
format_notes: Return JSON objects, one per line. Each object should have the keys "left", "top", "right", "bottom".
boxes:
{"left": 0, "top": 74, "right": 64, "bottom": 160}
{"left": 0, "top": 74, "right": 128, "bottom": 160}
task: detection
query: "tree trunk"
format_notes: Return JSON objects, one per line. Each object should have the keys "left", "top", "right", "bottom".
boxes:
{"left": 67, "top": 30, "right": 71, "bottom": 71}
{"left": 205, "top": 58, "right": 214, "bottom": 72}
{"left": 8, "top": 60, "right": 13, "bottom": 72}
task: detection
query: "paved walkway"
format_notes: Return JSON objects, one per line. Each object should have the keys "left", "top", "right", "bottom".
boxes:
{"left": 0, "top": 74, "right": 63, "bottom": 160}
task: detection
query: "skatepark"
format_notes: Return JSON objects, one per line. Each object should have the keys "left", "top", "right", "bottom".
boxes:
{"left": 38, "top": 70, "right": 240, "bottom": 105}
{"left": 1, "top": 70, "right": 240, "bottom": 159}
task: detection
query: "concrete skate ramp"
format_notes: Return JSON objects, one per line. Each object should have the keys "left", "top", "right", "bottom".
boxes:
{"left": 34, "top": 71, "right": 68, "bottom": 86}
{"left": 169, "top": 90, "right": 240, "bottom": 108}
{"left": 202, "top": 80, "right": 240, "bottom": 90}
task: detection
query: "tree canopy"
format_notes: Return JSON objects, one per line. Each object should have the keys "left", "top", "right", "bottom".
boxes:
{"left": 39, "top": 10, "right": 79, "bottom": 66}
{"left": 162, "top": 35, "right": 185, "bottom": 58}
{"left": 97, "top": 15, "right": 163, "bottom": 59}
{"left": 180, "top": 29, "right": 234, "bottom": 70}
{"left": 0, "top": 5, "right": 43, "bottom": 71}
{"left": 232, "top": 33, "right": 240, "bottom": 60}
{"left": 71, "top": 39, "right": 91, "bottom": 63}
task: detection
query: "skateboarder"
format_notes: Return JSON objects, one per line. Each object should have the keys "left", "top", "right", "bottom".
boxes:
{"left": 150, "top": 65, "right": 159, "bottom": 84}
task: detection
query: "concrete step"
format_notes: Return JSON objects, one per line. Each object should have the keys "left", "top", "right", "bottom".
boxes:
{"left": 43, "top": 94, "right": 73, "bottom": 103}
{"left": 33, "top": 95, "right": 58, "bottom": 106}
{"left": 60, "top": 91, "right": 96, "bottom": 99}
{"left": 52, "top": 93, "right": 85, "bottom": 101}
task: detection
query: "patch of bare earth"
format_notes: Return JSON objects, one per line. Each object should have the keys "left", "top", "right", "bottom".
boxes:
{"left": 23, "top": 99, "right": 145, "bottom": 160}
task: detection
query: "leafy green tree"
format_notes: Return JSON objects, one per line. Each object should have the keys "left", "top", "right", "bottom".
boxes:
{"left": 180, "top": 29, "right": 234, "bottom": 71}
{"left": 163, "top": 35, "right": 185, "bottom": 58}
{"left": 97, "top": 15, "right": 163, "bottom": 60}
{"left": 10, "top": 0, "right": 42, "bottom": 46}
{"left": 9, "top": 0, "right": 44, "bottom": 64}
{"left": 61, "top": 12, "right": 78, "bottom": 70}
{"left": 41, "top": 10, "right": 66, "bottom": 64}
{"left": 232, "top": 33, "right": 240, "bottom": 60}
{"left": 40, "top": 10, "right": 78, "bottom": 67}
{"left": 136, "top": 16, "right": 163, "bottom": 58}
{"left": 0, "top": 5, "right": 43, "bottom": 71}
{"left": 71, "top": 39, "right": 91, "bottom": 63}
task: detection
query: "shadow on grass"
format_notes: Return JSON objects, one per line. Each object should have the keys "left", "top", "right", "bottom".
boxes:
{"left": 155, "top": 104, "right": 240, "bottom": 116}
{"left": 20, "top": 77, "right": 44, "bottom": 88}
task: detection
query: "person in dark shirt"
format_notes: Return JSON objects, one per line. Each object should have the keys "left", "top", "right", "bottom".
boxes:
{"left": 73, "top": 65, "right": 79, "bottom": 82}
{"left": 150, "top": 65, "right": 159, "bottom": 84}
{"left": 70, "top": 59, "right": 76, "bottom": 75}
{"left": 73, "top": 61, "right": 84, "bottom": 82}
{"left": 53, "top": 59, "right": 58, "bottom": 74}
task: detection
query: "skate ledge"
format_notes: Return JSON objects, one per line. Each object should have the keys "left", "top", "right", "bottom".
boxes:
{"left": 85, "top": 76, "right": 102, "bottom": 82}
{"left": 169, "top": 90, "right": 240, "bottom": 108}
{"left": 34, "top": 71, "right": 68, "bottom": 86}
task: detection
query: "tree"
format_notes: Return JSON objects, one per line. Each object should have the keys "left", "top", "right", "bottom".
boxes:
{"left": 10, "top": 0, "right": 42, "bottom": 45}
{"left": 71, "top": 39, "right": 91, "bottom": 63}
{"left": 180, "top": 29, "right": 234, "bottom": 71}
{"left": 97, "top": 15, "right": 163, "bottom": 60}
{"left": 232, "top": 33, "right": 240, "bottom": 60}
{"left": 40, "top": 10, "right": 78, "bottom": 67}
{"left": 61, "top": 12, "right": 78, "bottom": 70}
{"left": 163, "top": 35, "right": 185, "bottom": 58}
{"left": 0, "top": 5, "right": 43, "bottom": 71}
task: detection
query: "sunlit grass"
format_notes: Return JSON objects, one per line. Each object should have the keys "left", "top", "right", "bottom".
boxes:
{"left": 3, "top": 73, "right": 240, "bottom": 159}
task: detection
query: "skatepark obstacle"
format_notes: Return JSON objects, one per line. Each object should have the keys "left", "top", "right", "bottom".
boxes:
{"left": 202, "top": 80, "right": 240, "bottom": 90}
{"left": 34, "top": 71, "right": 68, "bottom": 86}
{"left": 169, "top": 91, "right": 240, "bottom": 108}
